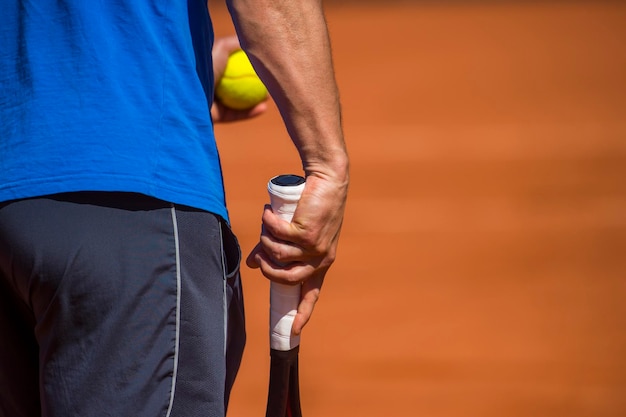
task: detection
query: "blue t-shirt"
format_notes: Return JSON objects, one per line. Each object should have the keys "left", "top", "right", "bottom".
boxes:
{"left": 0, "top": 0, "right": 228, "bottom": 220}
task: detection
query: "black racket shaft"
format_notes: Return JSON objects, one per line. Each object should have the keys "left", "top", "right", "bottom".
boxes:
{"left": 266, "top": 346, "right": 302, "bottom": 417}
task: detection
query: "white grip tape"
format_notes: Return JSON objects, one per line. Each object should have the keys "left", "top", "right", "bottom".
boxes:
{"left": 267, "top": 175, "right": 305, "bottom": 351}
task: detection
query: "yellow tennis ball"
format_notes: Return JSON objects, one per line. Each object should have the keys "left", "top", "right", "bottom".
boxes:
{"left": 216, "top": 50, "right": 268, "bottom": 110}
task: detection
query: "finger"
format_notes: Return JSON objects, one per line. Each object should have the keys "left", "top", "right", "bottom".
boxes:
{"left": 211, "top": 100, "right": 268, "bottom": 123}
{"left": 246, "top": 100, "right": 269, "bottom": 117}
{"left": 255, "top": 253, "right": 313, "bottom": 285}
{"left": 258, "top": 229, "right": 305, "bottom": 265}
{"left": 245, "top": 242, "right": 262, "bottom": 269}
{"left": 247, "top": 211, "right": 303, "bottom": 268}
{"left": 220, "top": 35, "right": 242, "bottom": 54}
{"left": 261, "top": 203, "right": 302, "bottom": 244}
{"left": 292, "top": 274, "right": 324, "bottom": 335}
{"left": 212, "top": 35, "right": 241, "bottom": 84}
{"left": 247, "top": 225, "right": 308, "bottom": 282}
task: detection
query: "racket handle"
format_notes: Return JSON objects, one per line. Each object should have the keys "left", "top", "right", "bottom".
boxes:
{"left": 267, "top": 175, "right": 305, "bottom": 351}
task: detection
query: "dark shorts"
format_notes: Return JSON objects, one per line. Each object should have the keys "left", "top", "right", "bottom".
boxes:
{"left": 0, "top": 192, "right": 246, "bottom": 417}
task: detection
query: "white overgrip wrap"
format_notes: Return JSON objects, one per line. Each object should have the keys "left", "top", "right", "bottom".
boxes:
{"left": 267, "top": 175, "right": 305, "bottom": 351}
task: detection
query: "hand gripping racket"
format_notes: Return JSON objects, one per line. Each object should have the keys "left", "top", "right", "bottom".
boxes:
{"left": 265, "top": 174, "right": 305, "bottom": 417}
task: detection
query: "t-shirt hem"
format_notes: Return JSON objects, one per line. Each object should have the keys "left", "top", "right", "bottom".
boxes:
{"left": 0, "top": 176, "right": 229, "bottom": 222}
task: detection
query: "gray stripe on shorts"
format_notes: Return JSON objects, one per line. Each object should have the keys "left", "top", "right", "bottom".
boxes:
{"left": 219, "top": 222, "right": 228, "bottom": 356}
{"left": 166, "top": 205, "right": 182, "bottom": 417}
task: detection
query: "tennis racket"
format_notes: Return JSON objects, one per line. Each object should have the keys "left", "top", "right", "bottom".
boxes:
{"left": 265, "top": 174, "right": 305, "bottom": 417}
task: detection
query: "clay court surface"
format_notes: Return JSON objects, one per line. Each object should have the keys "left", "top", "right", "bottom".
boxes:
{"left": 211, "top": 1, "right": 626, "bottom": 416}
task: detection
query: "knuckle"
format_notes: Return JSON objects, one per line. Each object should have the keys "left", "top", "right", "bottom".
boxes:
{"left": 270, "top": 244, "right": 293, "bottom": 264}
{"left": 270, "top": 248, "right": 285, "bottom": 262}
{"left": 281, "top": 270, "right": 302, "bottom": 285}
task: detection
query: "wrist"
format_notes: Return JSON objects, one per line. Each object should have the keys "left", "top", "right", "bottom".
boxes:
{"left": 303, "top": 149, "right": 350, "bottom": 186}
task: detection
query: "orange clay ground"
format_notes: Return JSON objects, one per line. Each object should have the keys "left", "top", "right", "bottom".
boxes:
{"left": 210, "top": 2, "right": 626, "bottom": 416}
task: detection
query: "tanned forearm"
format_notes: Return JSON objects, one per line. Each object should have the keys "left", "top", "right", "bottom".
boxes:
{"left": 225, "top": 0, "right": 348, "bottom": 181}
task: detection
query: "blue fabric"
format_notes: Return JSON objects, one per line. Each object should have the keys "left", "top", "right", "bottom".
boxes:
{"left": 0, "top": 0, "right": 228, "bottom": 221}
